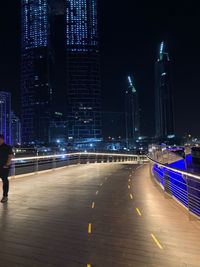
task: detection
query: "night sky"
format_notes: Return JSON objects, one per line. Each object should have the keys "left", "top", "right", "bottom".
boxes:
{"left": 0, "top": 1, "right": 199, "bottom": 139}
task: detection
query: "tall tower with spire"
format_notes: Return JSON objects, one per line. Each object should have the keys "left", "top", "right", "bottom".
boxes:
{"left": 155, "top": 42, "right": 175, "bottom": 142}
{"left": 125, "top": 76, "right": 140, "bottom": 148}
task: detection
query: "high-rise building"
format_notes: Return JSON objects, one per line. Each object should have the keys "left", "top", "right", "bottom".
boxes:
{"left": 21, "top": 0, "right": 53, "bottom": 145}
{"left": 155, "top": 42, "right": 175, "bottom": 141}
{"left": 49, "top": 0, "right": 67, "bottom": 116}
{"left": 0, "top": 92, "right": 11, "bottom": 144}
{"left": 49, "top": 111, "right": 68, "bottom": 144}
{"left": 66, "top": 0, "right": 102, "bottom": 144}
{"left": 11, "top": 112, "right": 21, "bottom": 145}
{"left": 125, "top": 76, "right": 140, "bottom": 148}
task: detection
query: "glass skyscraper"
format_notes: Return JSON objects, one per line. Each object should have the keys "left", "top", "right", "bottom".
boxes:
{"left": 0, "top": 92, "right": 11, "bottom": 144}
{"left": 155, "top": 42, "right": 175, "bottom": 141}
{"left": 21, "top": 0, "right": 53, "bottom": 144}
{"left": 125, "top": 77, "right": 140, "bottom": 148}
{"left": 11, "top": 112, "right": 21, "bottom": 145}
{"left": 66, "top": 0, "right": 102, "bottom": 143}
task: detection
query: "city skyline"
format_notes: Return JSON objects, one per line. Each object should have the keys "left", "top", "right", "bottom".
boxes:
{"left": 0, "top": 1, "right": 200, "bottom": 139}
{"left": 20, "top": 0, "right": 102, "bottom": 145}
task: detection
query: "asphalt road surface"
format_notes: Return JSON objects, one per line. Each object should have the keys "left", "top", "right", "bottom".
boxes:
{"left": 0, "top": 163, "right": 200, "bottom": 267}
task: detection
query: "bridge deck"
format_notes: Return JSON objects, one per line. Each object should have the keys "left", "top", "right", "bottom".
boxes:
{"left": 0, "top": 163, "right": 200, "bottom": 266}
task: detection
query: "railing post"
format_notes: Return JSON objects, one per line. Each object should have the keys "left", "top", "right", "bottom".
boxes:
{"left": 185, "top": 175, "right": 191, "bottom": 213}
{"left": 35, "top": 150, "right": 39, "bottom": 174}
{"left": 163, "top": 168, "right": 172, "bottom": 195}
{"left": 12, "top": 152, "right": 16, "bottom": 177}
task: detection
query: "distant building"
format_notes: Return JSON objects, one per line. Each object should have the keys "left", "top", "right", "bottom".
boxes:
{"left": 66, "top": 0, "right": 102, "bottom": 144}
{"left": 0, "top": 92, "right": 11, "bottom": 144}
{"left": 155, "top": 42, "right": 175, "bottom": 141}
{"left": 21, "top": 0, "right": 53, "bottom": 145}
{"left": 125, "top": 76, "right": 140, "bottom": 148}
{"left": 11, "top": 112, "right": 21, "bottom": 145}
{"left": 49, "top": 112, "right": 68, "bottom": 144}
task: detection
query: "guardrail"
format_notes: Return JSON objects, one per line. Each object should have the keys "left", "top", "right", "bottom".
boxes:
{"left": 149, "top": 156, "right": 200, "bottom": 218}
{"left": 10, "top": 152, "right": 147, "bottom": 178}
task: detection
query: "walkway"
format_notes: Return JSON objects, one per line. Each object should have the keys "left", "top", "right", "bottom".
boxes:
{"left": 0, "top": 163, "right": 200, "bottom": 266}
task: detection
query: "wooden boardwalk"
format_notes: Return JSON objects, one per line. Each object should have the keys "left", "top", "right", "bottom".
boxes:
{"left": 0, "top": 163, "right": 200, "bottom": 266}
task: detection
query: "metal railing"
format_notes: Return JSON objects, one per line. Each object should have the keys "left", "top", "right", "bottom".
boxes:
{"left": 149, "top": 156, "right": 200, "bottom": 218}
{"left": 10, "top": 152, "right": 147, "bottom": 178}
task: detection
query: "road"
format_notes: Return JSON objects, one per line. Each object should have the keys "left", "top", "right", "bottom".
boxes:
{"left": 0, "top": 163, "right": 200, "bottom": 266}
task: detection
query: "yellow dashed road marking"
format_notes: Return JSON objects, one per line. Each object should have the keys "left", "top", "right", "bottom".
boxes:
{"left": 87, "top": 264, "right": 91, "bottom": 267}
{"left": 128, "top": 185, "right": 131, "bottom": 189}
{"left": 128, "top": 178, "right": 131, "bottom": 182}
{"left": 151, "top": 234, "right": 163, "bottom": 249}
{"left": 88, "top": 223, "right": 92, "bottom": 234}
{"left": 130, "top": 194, "right": 133, "bottom": 199}
{"left": 136, "top": 208, "right": 142, "bottom": 216}
{"left": 92, "top": 202, "right": 95, "bottom": 209}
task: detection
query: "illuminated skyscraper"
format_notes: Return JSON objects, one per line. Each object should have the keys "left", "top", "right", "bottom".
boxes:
{"left": 155, "top": 42, "right": 175, "bottom": 141}
{"left": 11, "top": 112, "right": 21, "bottom": 145}
{"left": 66, "top": 0, "right": 102, "bottom": 143}
{"left": 21, "top": 0, "right": 53, "bottom": 144}
{"left": 49, "top": 0, "right": 67, "bottom": 115}
{"left": 125, "top": 76, "right": 140, "bottom": 148}
{"left": 0, "top": 92, "right": 11, "bottom": 144}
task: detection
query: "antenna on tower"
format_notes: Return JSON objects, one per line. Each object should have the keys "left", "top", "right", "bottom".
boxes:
{"left": 128, "top": 76, "right": 136, "bottom": 93}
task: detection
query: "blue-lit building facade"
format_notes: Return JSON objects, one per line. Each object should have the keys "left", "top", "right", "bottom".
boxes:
{"left": 11, "top": 112, "right": 21, "bottom": 145}
{"left": 21, "top": 0, "right": 53, "bottom": 144}
{"left": 66, "top": 0, "right": 102, "bottom": 144}
{"left": 155, "top": 42, "right": 175, "bottom": 142}
{"left": 125, "top": 76, "right": 140, "bottom": 148}
{"left": 0, "top": 92, "right": 11, "bottom": 144}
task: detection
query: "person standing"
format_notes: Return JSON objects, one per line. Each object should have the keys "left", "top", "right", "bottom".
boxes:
{"left": 0, "top": 134, "right": 13, "bottom": 203}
